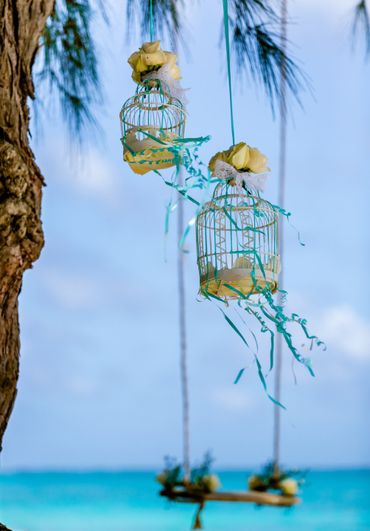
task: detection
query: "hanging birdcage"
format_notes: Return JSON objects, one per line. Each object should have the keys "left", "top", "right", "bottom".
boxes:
{"left": 196, "top": 180, "right": 280, "bottom": 300}
{"left": 120, "top": 79, "right": 186, "bottom": 175}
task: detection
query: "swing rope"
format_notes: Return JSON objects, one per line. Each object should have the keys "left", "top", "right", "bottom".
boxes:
{"left": 177, "top": 167, "right": 191, "bottom": 481}
{"left": 173, "top": 4, "right": 238, "bottom": 483}
{"left": 145, "top": 0, "right": 192, "bottom": 484}
{"left": 273, "top": 0, "right": 288, "bottom": 474}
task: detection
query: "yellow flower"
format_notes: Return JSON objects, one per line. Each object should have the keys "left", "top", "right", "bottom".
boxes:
{"left": 156, "top": 472, "right": 167, "bottom": 486}
{"left": 165, "top": 53, "right": 181, "bottom": 81}
{"left": 209, "top": 150, "right": 228, "bottom": 173}
{"left": 279, "top": 478, "right": 298, "bottom": 496}
{"left": 202, "top": 474, "right": 221, "bottom": 492}
{"left": 142, "top": 41, "right": 162, "bottom": 54}
{"left": 227, "top": 142, "right": 250, "bottom": 170}
{"left": 128, "top": 41, "right": 181, "bottom": 83}
{"left": 248, "top": 147, "right": 269, "bottom": 173}
{"left": 209, "top": 142, "right": 269, "bottom": 174}
{"left": 248, "top": 475, "right": 266, "bottom": 491}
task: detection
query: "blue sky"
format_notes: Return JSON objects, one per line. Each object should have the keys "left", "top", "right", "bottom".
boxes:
{"left": 1, "top": 0, "right": 369, "bottom": 471}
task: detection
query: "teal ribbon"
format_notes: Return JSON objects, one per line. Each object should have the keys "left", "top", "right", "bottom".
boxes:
{"left": 219, "top": 308, "right": 249, "bottom": 348}
{"left": 222, "top": 0, "right": 236, "bottom": 145}
{"left": 234, "top": 368, "right": 245, "bottom": 384}
{"left": 149, "top": 0, "right": 154, "bottom": 41}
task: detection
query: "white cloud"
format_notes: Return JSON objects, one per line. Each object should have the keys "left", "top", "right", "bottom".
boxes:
{"left": 68, "top": 148, "right": 118, "bottom": 202}
{"left": 318, "top": 305, "right": 370, "bottom": 361}
{"left": 210, "top": 387, "right": 254, "bottom": 412}
{"left": 67, "top": 375, "right": 99, "bottom": 396}
{"left": 43, "top": 270, "right": 100, "bottom": 310}
{"left": 291, "top": 0, "right": 357, "bottom": 35}
{"left": 296, "top": 0, "right": 355, "bottom": 14}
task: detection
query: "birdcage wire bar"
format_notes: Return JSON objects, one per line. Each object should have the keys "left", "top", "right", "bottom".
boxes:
{"left": 196, "top": 181, "right": 280, "bottom": 300}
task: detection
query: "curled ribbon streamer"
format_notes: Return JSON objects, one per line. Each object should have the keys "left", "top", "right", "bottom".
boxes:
{"left": 219, "top": 305, "right": 285, "bottom": 407}
{"left": 245, "top": 306, "right": 275, "bottom": 373}
{"left": 149, "top": 131, "right": 323, "bottom": 406}
{"left": 234, "top": 307, "right": 259, "bottom": 354}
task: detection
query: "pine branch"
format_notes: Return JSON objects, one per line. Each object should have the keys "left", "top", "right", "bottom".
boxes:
{"left": 352, "top": 0, "right": 370, "bottom": 58}
{"left": 126, "top": 0, "right": 184, "bottom": 49}
{"left": 36, "top": 0, "right": 101, "bottom": 135}
{"left": 228, "top": 0, "right": 309, "bottom": 114}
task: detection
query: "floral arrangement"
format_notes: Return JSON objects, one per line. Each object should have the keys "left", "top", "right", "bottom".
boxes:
{"left": 248, "top": 462, "right": 306, "bottom": 497}
{"left": 128, "top": 41, "right": 181, "bottom": 83}
{"left": 156, "top": 452, "right": 221, "bottom": 494}
{"left": 209, "top": 142, "right": 269, "bottom": 175}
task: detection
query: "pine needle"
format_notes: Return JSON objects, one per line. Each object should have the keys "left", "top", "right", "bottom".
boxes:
{"left": 352, "top": 0, "right": 370, "bottom": 58}
{"left": 36, "top": 0, "right": 101, "bottom": 136}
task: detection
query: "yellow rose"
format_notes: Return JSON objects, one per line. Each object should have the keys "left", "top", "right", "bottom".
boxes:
{"left": 164, "top": 52, "right": 181, "bottom": 80}
{"left": 209, "top": 142, "right": 269, "bottom": 175}
{"left": 209, "top": 150, "right": 228, "bottom": 173}
{"left": 128, "top": 41, "right": 181, "bottom": 83}
{"left": 227, "top": 142, "right": 250, "bottom": 170}
{"left": 279, "top": 478, "right": 298, "bottom": 496}
{"left": 202, "top": 474, "right": 221, "bottom": 492}
{"left": 142, "top": 41, "right": 161, "bottom": 54}
{"left": 247, "top": 147, "right": 269, "bottom": 173}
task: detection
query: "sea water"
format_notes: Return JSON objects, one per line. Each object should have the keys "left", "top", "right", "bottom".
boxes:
{"left": 0, "top": 470, "right": 369, "bottom": 531}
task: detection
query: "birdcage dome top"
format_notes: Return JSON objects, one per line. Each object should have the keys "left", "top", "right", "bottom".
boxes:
{"left": 205, "top": 180, "right": 276, "bottom": 229}
{"left": 121, "top": 79, "right": 186, "bottom": 134}
{"left": 127, "top": 78, "right": 184, "bottom": 109}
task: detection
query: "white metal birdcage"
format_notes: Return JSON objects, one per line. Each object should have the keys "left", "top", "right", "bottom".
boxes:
{"left": 120, "top": 79, "right": 186, "bottom": 175}
{"left": 196, "top": 180, "right": 280, "bottom": 300}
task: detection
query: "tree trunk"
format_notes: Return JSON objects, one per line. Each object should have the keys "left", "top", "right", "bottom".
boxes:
{"left": 0, "top": 0, "right": 54, "bottom": 449}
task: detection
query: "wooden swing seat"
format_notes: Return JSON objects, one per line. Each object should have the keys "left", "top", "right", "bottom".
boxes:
{"left": 160, "top": 487, "right": 299, "bottom": 507}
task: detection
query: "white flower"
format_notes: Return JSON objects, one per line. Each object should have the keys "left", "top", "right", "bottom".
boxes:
{"left": 279, "top": 478, "right": 298, "bottom": 496}
{"left": 202, "top": 474, "right": 221, "bottom": 492}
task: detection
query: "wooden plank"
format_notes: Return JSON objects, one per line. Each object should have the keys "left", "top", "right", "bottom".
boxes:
{"left": 160, "top": 489, "right": 299, "bottom": 507}
{"left": 205, "top": 491, "right": 299, "bottom": 506}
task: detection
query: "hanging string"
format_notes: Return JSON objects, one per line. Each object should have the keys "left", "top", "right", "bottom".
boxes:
{"left": 222, "top": 0, "right": 236, "bottom": 145}
{"left": 273, "top": 0, "right": 288, "bottom": 476}
{"left": 149, "top": 0, "right": 154, "bottom": 41}
{"left": 177, "top": 167, "right": 191, "bottom": 481}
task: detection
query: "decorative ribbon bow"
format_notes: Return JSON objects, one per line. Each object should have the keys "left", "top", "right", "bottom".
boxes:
{"left": 214, "top": 160, "right": 267, "bottom": 192}
{"left": 142, "top": 64, "right": 188, "bottom": 106}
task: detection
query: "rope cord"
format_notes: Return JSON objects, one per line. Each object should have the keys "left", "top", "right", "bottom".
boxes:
{"left": 149, "top": 0, "right": 154, "bottom": 41}
{"left": 222, "top": 0, "right": 236, "bottom": 145}
{"left": 273, "top": 0, "right": 288, "bottom": 474}
{"left": 177, "top": 167, "right": 191, "bottom": 481}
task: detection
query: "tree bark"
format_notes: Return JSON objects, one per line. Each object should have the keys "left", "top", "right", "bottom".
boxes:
{"left": 0, "top": 0, "right": 55, "bottom": 449}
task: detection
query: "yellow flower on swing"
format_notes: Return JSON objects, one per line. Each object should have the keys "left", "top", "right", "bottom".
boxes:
{"left": 202, "top": 474, "right": 221, "bottom": 493}
{"left": 209, "top": 142, "right": 269, "bottom": 174}
{"left": 279, "top": 478, "right": 298, "bottom": 496}
{"left": 128, "top": 41, "right": 181, "bottom": 83}
{"left": 156, "top": 472, "right": 167, "bottom": 486}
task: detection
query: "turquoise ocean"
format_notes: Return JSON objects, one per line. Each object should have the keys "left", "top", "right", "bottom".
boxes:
{"left": 1, "top": 470, "right": 369, "bottom": 531}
